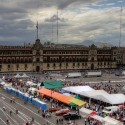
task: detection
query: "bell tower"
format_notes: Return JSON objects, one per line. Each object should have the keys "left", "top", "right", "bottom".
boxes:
{"left": 32, "top": 22, "right": 43, "bottom": 72}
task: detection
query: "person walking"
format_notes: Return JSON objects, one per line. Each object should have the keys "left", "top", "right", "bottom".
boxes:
{"left": 10, "top": 110, "right": 12, "bottom": 116}
{"left": 56, "top": 119, "right": 58, "bottom": 124}
{"left": 6, "top": 119, "right": 10, "bottom": 125}
{"left": 31, "top": 117, "right": 34, "bottom": 123}
{"left": 15, "top": 109, "right": 18, "bottom": 114}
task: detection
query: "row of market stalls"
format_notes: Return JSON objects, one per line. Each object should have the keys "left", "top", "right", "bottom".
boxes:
{"left": 79, "top": 107, "right": 122, "bottom": 125}
{"left": 62, "top": 86, "right": 125, "bottom": 105}
{"left": 37, "top": 88, "right": 86, "bottom": 107}
{"left": 37, "top": 80, "right": 86, "bottom": 107}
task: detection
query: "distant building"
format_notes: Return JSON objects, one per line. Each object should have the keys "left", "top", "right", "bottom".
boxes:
{"left": 0, "top": 39, "right": 123, "bottom": 73}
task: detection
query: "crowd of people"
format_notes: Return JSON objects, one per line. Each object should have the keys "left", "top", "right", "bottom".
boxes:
{"left": 1, "top": 70, "right": 125, "bottom": 125}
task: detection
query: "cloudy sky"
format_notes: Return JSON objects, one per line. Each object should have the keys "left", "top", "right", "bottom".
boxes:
{"left": 0, "top": 0, "right": 125, "bottom": 46}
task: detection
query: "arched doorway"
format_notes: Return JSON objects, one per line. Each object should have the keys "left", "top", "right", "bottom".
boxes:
{"left": 36, "top": 66, "right": 40, "bottom": 72}
{"left": 91, "top": 63, "right": 94, "bottom": 70}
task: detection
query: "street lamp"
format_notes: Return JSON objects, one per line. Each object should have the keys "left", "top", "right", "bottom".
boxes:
{"left": 51, "top": 89, "right": 54, "bottom": 107}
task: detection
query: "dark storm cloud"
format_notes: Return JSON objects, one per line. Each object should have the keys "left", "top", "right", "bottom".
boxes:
{"left": 0, "top": 19, "right": 34, "bottom": 36}
{"left": 57, "top": 0, "right": 100, "bottom": 9}
{"left": 0, "top": 5, "right": 28, "bottom": 20}
{"left": 17, "top": 0, "right": 99, "bottom": 10}
{"left": 0, "top": 6, "right": 26, "bottom": 13}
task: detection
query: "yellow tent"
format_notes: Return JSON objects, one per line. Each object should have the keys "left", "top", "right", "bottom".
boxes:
{"left": 69, "top": 98, "right": 86, "bottom": 106}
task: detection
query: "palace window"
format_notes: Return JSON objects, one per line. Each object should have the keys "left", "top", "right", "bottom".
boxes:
{"left": 25, "top": 64, "right": 27, "bottom": 70}
{"left": 47, "top": 63, "right": 49, "bottom": 68}
{"left": 66, "top": 63, "right": 68, "bottom": 67}
{"left": 16, "top": 64, "right": 19, "bottom": 70}
{"left": 82, "top": 63, "right": 84, "bottom": 66}
{"left": 60, "top": 63, "right": 62, "bottom": 67}
{"left": 8, "top": 65, "right": 10, "bottom": 70}
{"left": 0, "top": 59, "right": 2, "bottom": 63}
{"left": 114, "top": 57, "right": 116, "bottom": 61}
{"left": 91, "top": 57, "right": 94, "bottom": 61}
{"left": 36, "top": 58, "right": 40, "bottom": 62}
{"left": 12, "top": 59, "right": 15, "bottom": 63}
{"left": 4, "top": 59, "right": 6, "bottom": 63}
{"left": 29, "top": 58, "right": 32, "bottom": 63}
{"left": 77, "top": 63, "right": 80, "bottom": 67}
{"left": 53, "top": 63, "right": 55, "bottom": 67}
{"left": 8, "top": 59, "right": 10, "bottom": 63}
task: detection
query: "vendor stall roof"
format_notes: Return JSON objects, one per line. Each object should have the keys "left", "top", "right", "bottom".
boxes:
{"left": 69, "top": 98, "right": 86, "bottom": 106}
{"left": 37, "top": 88, "right": 86, "bottom": 106}
{"left": 43, "top": 80, "right": 63, "bottom": 89}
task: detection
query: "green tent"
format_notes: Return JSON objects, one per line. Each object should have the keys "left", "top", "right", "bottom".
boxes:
{"left": 69, "top": 102, "right": 76, "bottom": 107}
{"left": 43, "top": 80, "right": 63, "bottom": 89}
{"left": 74, "top": 95, "right": 80, "bottom": 99}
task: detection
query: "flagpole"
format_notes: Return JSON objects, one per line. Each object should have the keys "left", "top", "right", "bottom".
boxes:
{"left": 36, "top": 21, "right": 38, "bottom": 39}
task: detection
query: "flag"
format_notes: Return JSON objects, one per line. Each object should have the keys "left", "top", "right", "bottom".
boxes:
{"left": 36, "top": 21, "right": 38, "bottom": 29}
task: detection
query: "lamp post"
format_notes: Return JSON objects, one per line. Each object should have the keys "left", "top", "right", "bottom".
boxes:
{"left": 51, "top": 90, "right": 52, "bottom": 107}
{"left": 51, "top": 89, "right": 54, "bottom": 107}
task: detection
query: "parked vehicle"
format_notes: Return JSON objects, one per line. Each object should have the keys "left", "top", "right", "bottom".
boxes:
{"left": 56, "top": 108, "right": 70, "bottom": 116}
{"left": 63, "top": 112, "right": 81, "bottom": 120}
{"left": 48, "top": 107, "right": 61, "bottom": 112}
{"left": 102, "top": 106, "right": 120, "bottom": 114}
{"left": 66, "top": 72, "right": 81, "bottom": 78}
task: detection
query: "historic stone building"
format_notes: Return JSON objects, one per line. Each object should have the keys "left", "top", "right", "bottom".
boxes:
{"left": 0, "top": 39, "right": 123, "bottom": 73}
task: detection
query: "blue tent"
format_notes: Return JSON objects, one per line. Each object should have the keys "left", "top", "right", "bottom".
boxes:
{"left": 32, "top": 98, "right": 47, "bottom": 110}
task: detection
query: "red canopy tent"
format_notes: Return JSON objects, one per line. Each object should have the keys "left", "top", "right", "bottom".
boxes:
{"left": 89, "top": 111, "right": 97, "bottom": 116}
{"left": 117, "top": 104, "right": 125, "bottom": 108}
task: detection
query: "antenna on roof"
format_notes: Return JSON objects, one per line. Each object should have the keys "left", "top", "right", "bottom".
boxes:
{"left": 119, "top": 6, "right": 123, "bottom": 47}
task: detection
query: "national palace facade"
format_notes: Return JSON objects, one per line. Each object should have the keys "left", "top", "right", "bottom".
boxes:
{"left": 0, "top": 39, "right": 125, "bottom": 73}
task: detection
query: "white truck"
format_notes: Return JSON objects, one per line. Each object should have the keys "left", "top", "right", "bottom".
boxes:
{"left": 102, "top": 106, "right": 120, "bottom": 114}
{"left": 85, "top": 71, "right": 102, "bottom": 77}
{"left": 66, "top": 72, "right": 81, "bottom": 78}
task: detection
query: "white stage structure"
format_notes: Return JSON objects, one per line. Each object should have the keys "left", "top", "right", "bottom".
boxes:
{"left": 63, "top": 86, "right": 125, "bottom": 104}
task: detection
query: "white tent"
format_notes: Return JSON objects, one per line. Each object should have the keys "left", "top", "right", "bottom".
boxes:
{"left": 62, "top": 86, "right": 94, "bottom": 94}
{"left": 28, "top": 87, "right": 37, "bottom": 94}
{"left": 0, "top": 78, "right": 3, "bottom": 83}
{"left": 0, "top": 81, "right": 6, "bottom": 86}
{"left": 121, "top": 86, "right": 125, "bottom": 92}
{"left": 26, "top": 81, "right": 34, "bottom": 86}
{"left": 63, "top": 86, "right": 125, "bottom": 104}
{"left": 21, "top": 73, "right": 29, "bottom": 78}
{"left": 80, "top": 108, "right": 122, "bottom": 125}
{"left": 79, "top": 107, "right": 92, "bottom": 118}
{"left": 79, "top": 107, "right": 104, "bottom": 122}
{"left": 122, "top": 71, "right": 125, "bottom": 75}
{"left": 14, "top": 74, "right": 21, "bottom": 78}
{"left": 108, "top": 94, "right": 125, "bottom": 104}
{"left": 104, "top": 116, "right": 122, "bottom": 125}
{"left": 80, "top": 90, "right": 109, "bottom": 101}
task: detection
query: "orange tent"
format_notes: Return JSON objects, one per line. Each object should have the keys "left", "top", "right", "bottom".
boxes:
{"left": 37, "top": 88, "right": 73, "bottom": 104}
